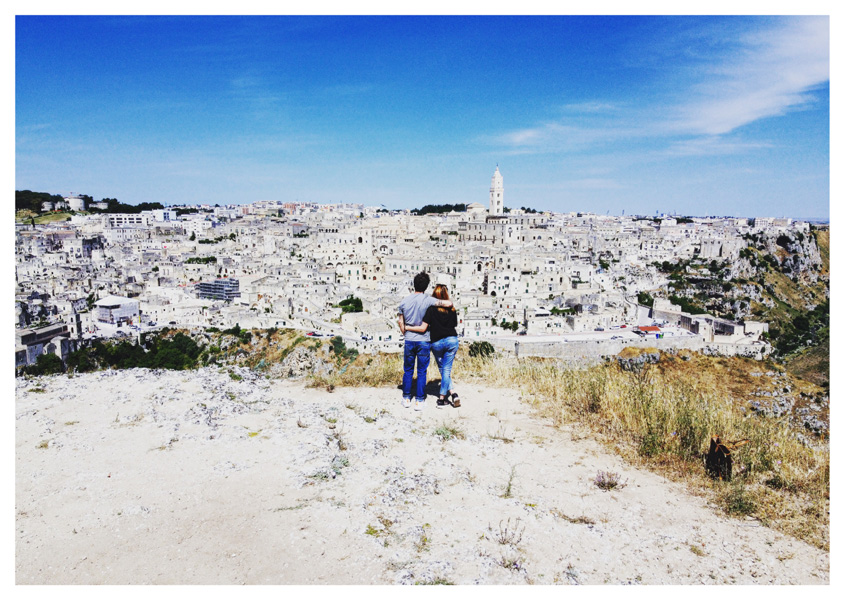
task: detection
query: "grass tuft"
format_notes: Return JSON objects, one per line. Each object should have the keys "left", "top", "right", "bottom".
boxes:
{"left": 594, "top": 470, "right": 627, "bottom": 491}
{"left": 434, "top": 422, "right": 464, "bottom": 441}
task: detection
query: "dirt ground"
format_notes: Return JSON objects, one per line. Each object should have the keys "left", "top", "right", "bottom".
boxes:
{"left": 16, "top": 368, "right": 829, "bottom": 584}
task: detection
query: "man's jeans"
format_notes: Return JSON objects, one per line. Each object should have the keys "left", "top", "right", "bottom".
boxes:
{"left": 402, "top": 340, "right": 431, "bottom": 400}
{"left": 431, "top": 336, "right": 459, "bottom": 396}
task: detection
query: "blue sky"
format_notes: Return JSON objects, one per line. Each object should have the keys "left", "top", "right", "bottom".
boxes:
{"left": 15, "top": 15, "right": 830, "bottom": 219}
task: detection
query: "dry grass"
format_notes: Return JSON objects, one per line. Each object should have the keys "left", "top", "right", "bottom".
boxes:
{"left": 505, "top": 356, "right": 829, "bottom": 550}
{"left": 241, "top": 329, "right": 312, "bottom": 367}
{"left": 308, "top": 347, "right": 828, "bottom": 550}
{"left": 308, "top": 352, "right": 403, "bottom": 389}
{"left": 785, "top": 338, "right": 830, "bottom": 388}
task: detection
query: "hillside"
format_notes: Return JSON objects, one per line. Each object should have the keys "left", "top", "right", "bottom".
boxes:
{"left": 650, "top": 227, "right": 830, "bottom": 387}
{"left": 16, "top": 368, "right": 829, "bottom": 584}
{"left": 23, "top": 327, "right": 829, "bottom": 553}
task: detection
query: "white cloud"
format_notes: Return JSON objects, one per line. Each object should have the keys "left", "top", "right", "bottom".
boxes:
{"left": 490, "top": 17, "right": 828, "bottom": 155}
{"left": 491, "top": 122, "right": 643, "bottom": 154}
{"left": 671, "top": 17, "right": 828, "bottom": 135}
{"left": 664, "top": 136, "right": 773, "bottom": 157}
{"left": 560, "top": 101, "right": 619, "bottom": 113}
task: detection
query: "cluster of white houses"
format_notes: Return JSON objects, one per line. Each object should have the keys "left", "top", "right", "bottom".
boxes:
{"left": 16, "top": 167, "right": 808, "bottom": 368}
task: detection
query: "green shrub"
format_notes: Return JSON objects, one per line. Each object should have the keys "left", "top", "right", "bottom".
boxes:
{"left": 637, "top": 292, "right": 654, "bottom": 307}
{"left": 66, "top": 348, "right": 99, "bottom": 373}
{"left": 22, "top": 353, "right": 65, "bottom": 376}
{"left": 468, "top": 341, "right": 495, "bottom": 358}
{"left": 329, "top": 335, "right": 358, "bottom": 364}
{"left": 337, "top": 296, "right": 363, "bottom": 313}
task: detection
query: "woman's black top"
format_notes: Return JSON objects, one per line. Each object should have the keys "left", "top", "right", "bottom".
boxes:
{"left": 422, "top": 305, "right": 458, "bottom": 343}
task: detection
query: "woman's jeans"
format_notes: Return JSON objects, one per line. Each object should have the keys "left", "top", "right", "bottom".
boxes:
{"left": 431, "top": 336, "right": 459, "bottom": 396}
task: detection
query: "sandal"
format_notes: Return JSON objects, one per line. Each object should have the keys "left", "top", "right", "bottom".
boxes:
{"left": 450, "top": 393, "right": 461, "bottom": 408}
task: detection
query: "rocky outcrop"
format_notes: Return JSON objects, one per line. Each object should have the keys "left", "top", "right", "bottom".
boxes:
{"left": 272, "top": 344, "right": 334, "bottom": 379}
{"left": 616, "top": 353, "right": 660, "bottom": 371}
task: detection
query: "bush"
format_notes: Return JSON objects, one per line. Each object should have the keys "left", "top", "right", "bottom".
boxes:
{"left": 151, "top": 347, "right": 192, "bottom": 370}
{"left": 185, "top": 256, "right": 216, "bottom": 264}
{"left": 337, "top": 296, "right": 363, "bottom": 313}
{"left": 637, "top": 292, "right": 654, "bottom": 307}
{"left": 329, "top": 336, "right": 359, "bottom": 364}
{"left": 22, "top": 353, "right": 65, "bottom": 376}
{"left": 468, "top": 341, "right": 495, "bottom": 358}
{"left": 66, "top": 348, "right": 99, "bottom": 373}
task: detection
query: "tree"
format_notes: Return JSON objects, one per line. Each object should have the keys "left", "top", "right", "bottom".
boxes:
{"left": 15, "top": 189, "right": 64, "bottom": 213}
{"left": 411, "top": 203, "right": 468, "bottom": 215}
{"left": 189, "top": 232, "right": 196, "bottom": 241}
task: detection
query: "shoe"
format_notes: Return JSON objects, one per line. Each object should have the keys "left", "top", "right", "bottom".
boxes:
{"left": 414, "top": 399, "right": 425, "bottom": 411}
{"left": 401, "top": 397, "right": 411, "bottom": 408}
{"left": 436, "top": 396, "right": 448, "bottom": 409}
{"left": 450, "top": 393, "right": 461, "bottom": 408}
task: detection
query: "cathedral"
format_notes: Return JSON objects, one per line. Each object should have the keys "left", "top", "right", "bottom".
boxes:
{"left": 458, "top": 166, "right": 549, "bottom": 245}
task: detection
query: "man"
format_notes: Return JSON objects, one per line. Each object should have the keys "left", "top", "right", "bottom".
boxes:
{"left": 397, "top": 272, "right": 452, "bottom": 410}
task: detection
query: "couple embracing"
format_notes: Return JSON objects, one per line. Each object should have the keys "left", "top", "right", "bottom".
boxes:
{"left": 397, "top": 272, "right": 460, "bottom": 411}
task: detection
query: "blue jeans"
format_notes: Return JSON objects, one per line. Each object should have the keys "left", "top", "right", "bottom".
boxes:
{"left": 402, "top": 340, "right": 431, "bottom": 400}
{"left": 431, "top": 337, "right": 459, "bottom": 396}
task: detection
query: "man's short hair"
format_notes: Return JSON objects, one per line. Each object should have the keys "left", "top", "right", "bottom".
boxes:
{"left": 413, "top": 272, "right": 430, "bottom": 292}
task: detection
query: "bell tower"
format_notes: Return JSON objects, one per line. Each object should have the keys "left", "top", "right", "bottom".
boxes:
{"left": 489, "top": 166, "right": 504, "bottom": 215}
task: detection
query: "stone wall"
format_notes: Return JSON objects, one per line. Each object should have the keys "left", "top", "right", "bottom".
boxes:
{"left": 489, "top": 336, "right": 770, "bottom": 360}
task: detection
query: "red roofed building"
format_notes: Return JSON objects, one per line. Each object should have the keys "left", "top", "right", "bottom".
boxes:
{"left": 635, "top": 326, "right": 665, "bottom": 338}
{"left": 636, "top": 326, "right": 661, "bottom": 334}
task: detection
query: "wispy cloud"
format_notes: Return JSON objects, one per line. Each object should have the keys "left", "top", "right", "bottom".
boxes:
{"left": 227, "top": 74, "right": 289, "bottom": 125}
{"left": 664, "top": 136, "right": 773, "bottom": 157}
{"left": 560, "top": 101, "right": 619, "bottom": 113}
{"left": 230, "top": 75, "right": 284, "bottom": 104}
{"left": 670, "top": 17, "right": 828, "bottom": 135}
{"left": 18, "top": 123, "right": 51, "bottom": 131}
{"left": 490, "top": 17, "right": 828, "bottom": 156}
{"left": 490, "top": 121, "right": 645, "bottom": 155}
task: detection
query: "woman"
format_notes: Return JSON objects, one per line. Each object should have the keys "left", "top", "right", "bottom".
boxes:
{"left": 403, "top": 284, "right": 460, "bottom": 408}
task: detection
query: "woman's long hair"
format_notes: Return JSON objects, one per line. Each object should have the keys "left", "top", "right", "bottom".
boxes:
{"left": 433, "top": 284, "right": 456, "bottom": 314}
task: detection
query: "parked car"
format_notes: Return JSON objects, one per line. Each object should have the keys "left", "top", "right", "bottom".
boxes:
{"left": 306, "top": 331, "right": 323, "bottom": 337}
